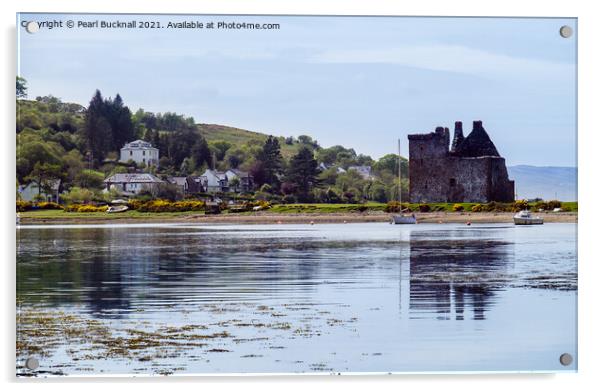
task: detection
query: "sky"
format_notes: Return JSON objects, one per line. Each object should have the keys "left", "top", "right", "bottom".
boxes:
{"left": 17, "top": 14, "right": 577, "bottom": 166}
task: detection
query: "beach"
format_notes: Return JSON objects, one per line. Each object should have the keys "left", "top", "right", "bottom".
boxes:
{"left": 18, "top": 210, "right": 578, "bottom": 225}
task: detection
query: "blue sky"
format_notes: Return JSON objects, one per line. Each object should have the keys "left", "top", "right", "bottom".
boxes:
{"left": 18, "top": 14, "right": 577, "bottom": 166}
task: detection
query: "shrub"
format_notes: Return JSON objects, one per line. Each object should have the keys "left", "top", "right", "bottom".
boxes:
{"left": 471, "top": 204, "right": 483, "bottom": 212}
{"left": 64, "top": 204, "right": 107, "bottom": 213}
{"left": 385, "top": 201, "right": 401, "bottom": 213}
{"left": 16, "top": 200, "right": 33, "bottom": 212}
{"left": 282, "top": 194, "right": 296, "bottom": 204}
{"left": 452, "top": 203, "right": 464, "bottom": 212}
{"left": 547, "top": 200, "right": 562, "bottom": 210}
{"left": 134, "top": 199, "right": 206, "bottom": 213}
{"left": 513, "top": 200, "right": 530, "bottom": 212}
{"left": 418, "top": 204, "right": 431, "bottom": 213}
{"left": 36, "top": 201, "right": 63, "bottom": 210}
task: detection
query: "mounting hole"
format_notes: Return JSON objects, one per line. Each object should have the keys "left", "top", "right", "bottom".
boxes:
{"left": 559, "top": 353, "right": 573, "bottom": 366}
{"left": 25, "top": 21, "right": 40, "bottom": 34}
{"left": 559, "top": 25, "right": 573, "bottom": 38}
{"left": 25, "top": 357, "right": 39, "bottom": 370}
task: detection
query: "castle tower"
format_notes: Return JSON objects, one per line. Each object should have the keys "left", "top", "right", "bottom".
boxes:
{"left": 450, "top": 121, "right": 464, "bottom": 154}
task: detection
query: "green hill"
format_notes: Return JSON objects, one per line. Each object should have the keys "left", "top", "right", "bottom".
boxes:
{"left": 197, "top": 123, "right": 300, "bottom": 159}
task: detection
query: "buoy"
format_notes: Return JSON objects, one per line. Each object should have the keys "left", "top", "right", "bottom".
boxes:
{"left": 277, "top": 220, "right": 282, "bottom": 224}
{"left": 343, "top": 220, "right": 347, "bottom": 224}
{"left": 438, "top": 220, "right": 443, "bottom": 224}
{"left": 310, "top": 221, "right": 314, "bottom": 225}
{"left": 466, "top": 221, "right": 471, "bottom": 226}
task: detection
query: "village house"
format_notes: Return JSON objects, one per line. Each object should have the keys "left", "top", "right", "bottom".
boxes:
{"left": 167, "top": 176, "right": 205, "bottom": 195}
{"left": 200, "top": 169, "right": 253, "bottom": 193}
{"left": 104, "top": 173, "right": 164, "bottom": 196}
{"left": 18, "top": 179, "right": 62, "bottom": 203}
{"left": 119, "top": 140, "right": 159, "bottom": 167}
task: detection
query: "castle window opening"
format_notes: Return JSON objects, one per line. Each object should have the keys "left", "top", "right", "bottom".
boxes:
{"left": 450, "top": 178, "right": 456, "bottom": 187}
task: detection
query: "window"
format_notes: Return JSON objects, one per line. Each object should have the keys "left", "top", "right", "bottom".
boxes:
{"left": 143, "top": 150, "right": 146, "bottom": 156}
{"left": 450, "top": 178, "right": 456, "bottom": 187}
{"left": 130, "top": 150, "right": 133, "bottom": 156}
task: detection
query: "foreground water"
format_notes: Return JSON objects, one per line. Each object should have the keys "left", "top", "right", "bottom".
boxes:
{"left": 16, "top": 222, "right": 577, "bottom": 375}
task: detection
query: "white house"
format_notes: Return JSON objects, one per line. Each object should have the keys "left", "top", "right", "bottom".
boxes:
{"left": 225, "top": 169, "right": 253, "bottom": 192}
{"left": 348, "top": 165, "right": 374, "bottom": 180}
{"left": 104, "top": 173, "right": 164, "bottom": 195}
{"left": 18, "top": 179, "right": 62, "bottom": 202}
{"left": 120, "top": 140, "right": 159, "bottom": 167}
{"left": 200, "top": 169, "right": 229, "bottom": 193}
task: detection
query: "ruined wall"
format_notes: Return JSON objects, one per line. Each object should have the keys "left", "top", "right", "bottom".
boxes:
{"left": 408, "top": 121, "right": 515, "bottom": 203}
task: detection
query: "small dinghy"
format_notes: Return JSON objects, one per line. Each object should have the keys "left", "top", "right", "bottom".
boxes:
{"left": 107, "top": 205, "right": 129, "bottom": 213}
{"left": 513, "top": 210, "right": 543, "bottom": 225}
{"left": 392, "top": 213, "right": 417, "bottom": 224}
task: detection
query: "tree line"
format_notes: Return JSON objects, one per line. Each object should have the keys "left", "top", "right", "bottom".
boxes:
{"left": 17, "top": 78, "right": 409, "bottom": 204}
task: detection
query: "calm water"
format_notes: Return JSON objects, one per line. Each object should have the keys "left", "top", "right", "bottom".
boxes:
{"left": 16, "top": 222, "right": 577, "bottom": 375}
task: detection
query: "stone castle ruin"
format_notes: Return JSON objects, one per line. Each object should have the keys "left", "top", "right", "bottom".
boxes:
{"left": 408, "top": 120, "right": 515, "bottom": 203}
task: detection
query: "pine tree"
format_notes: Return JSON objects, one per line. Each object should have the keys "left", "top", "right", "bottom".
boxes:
{"left": 258, "top": 136, "right": 283, "bottom": 188}
{"left": 286, "top": 146, "right": 320, "bottom": 200}
{"left": 82, "top": 90, "right": 112, "bottom": 165}
{"left": 192, "top": 136, "right": 211, "bottom": 169}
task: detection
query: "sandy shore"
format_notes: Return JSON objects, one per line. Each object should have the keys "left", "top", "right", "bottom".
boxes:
{"left": 20, "top": 211, "right": 577, "bottom": 225}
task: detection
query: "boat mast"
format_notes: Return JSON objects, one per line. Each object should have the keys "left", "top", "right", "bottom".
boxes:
{"left": 398, "top": 139, "right": 402, "bottom": 207}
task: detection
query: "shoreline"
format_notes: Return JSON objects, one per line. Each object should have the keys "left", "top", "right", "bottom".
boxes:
{"left": 19, "top": 211, "right": 578, "bottom": 225}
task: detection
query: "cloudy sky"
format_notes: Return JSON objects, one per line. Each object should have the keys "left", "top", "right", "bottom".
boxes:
{"left": 18, "top": 14, "right": 577, "bottom": 166}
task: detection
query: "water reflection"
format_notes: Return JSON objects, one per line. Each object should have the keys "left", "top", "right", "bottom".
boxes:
{"left": 408, "top": 229, "right": 512, "bottom": 320}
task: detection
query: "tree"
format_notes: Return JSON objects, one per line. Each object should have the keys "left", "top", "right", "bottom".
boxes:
{"left": 191, "top": 137, "right": 211, "bottom": 169}
{"left": 373, "top": 153, "right": 408, "bottom": 178}
{"left": 286, "top": 146, "right": 320, "bottom": 201}
{"left": 210, "top": 140, "right": 232, "bottom": 161}
{"left": 258, "top": 136, "right": 283, "bottom": 188}
{"left": 107, "top": 94, "right": 134, "bottom": 151}
{"left": 16, "top": 76, "right": 27, "bottom": 98}
{"left": 82, "top": 90, "right": 112, "bottom": 165}
{"left": 24, "top": 162, "right": 63, "bottom": 197}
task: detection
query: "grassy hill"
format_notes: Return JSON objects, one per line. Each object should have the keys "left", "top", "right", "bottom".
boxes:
{"left": 197, "top": 123, "right": 301, "bottom": 159}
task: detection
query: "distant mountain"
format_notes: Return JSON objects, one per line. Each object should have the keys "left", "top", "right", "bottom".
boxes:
{"left": 507, "top": 165, "right": 577, "bottom": 201}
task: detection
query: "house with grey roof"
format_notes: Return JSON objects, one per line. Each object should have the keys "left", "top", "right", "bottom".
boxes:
{"left": 18, "top": 179, "right": 62, "bottom": 203}
{"left": 104, "top": 173, "right": 164, "bottom": 195}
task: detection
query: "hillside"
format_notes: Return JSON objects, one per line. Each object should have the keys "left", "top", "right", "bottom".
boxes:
{"left": 197, "top": 123, "right": 301, "bottom": 159}
{"left": 507, "top": 165, "right": 577, "bottom": 201}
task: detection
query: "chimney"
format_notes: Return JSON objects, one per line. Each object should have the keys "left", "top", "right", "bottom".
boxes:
{"left": 451, "top": 121, "right": 464, "bottom": 153}
{"left": 473, "top": 120, "right": 484, "bottom": 131}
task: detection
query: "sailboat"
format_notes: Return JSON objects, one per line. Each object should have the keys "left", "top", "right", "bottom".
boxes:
{"left": 392, "top": 139, "right": 417, "bottom": 224}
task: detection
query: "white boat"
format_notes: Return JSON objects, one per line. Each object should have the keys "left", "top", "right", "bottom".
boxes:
{"left": 513, "top": 210, "right": 543, "bottom": 225}
{"left": 107, "top": 205, "right": 129, "bottom": 213}
{"left": 392, "top": 214, "right": 417, "bottom": 224}
{"left": 391, "top": 139, "right": 416, "bottom": 225}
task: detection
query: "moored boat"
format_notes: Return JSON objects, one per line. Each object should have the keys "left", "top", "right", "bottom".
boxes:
{"left": 513, "top": 210, "right": 543, "bottom": 225}
{"left": 107, "top": 205, "right": 129, "bottom": 213}
{"left": 392, "top": 139, "right": 417, "bottom": 225}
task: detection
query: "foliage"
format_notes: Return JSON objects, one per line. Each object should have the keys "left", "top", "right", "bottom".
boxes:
{"left": 471, "top": 204, "right": 483, "bottom": 212}
{"left": 285, "top": 146, "right": 320, "bottom": 200}
{"left": 418, "top": 204, "right": 431, "bottom": 212}
{"left": 129, "top": 199, "right": 206, "bottom": 213}
{"left": 61, "top": 187, "right": 96, "bottom": 204}
{"left": 452, "top": 203, "right": 464, "bottom": 212}
{"left": 16, "top": 200, "right": 33, "bottom": 212}
{"left": 17, "top": 76, "right": 27, "bottom": 98}
{"left": 64, "top": 204, "right": 108, "bottom": 213}
{"left": 513, "top": 200, "right": 530, "bottom": 212}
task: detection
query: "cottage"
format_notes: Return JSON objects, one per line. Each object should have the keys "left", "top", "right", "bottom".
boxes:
{"left": 200, "top": 169, "right": 253, "bottom": 193}
{"left": 167, "top": 176, "right": 206, "bottom": 194}
{"left": 225, "top": 169, "right": 253, "bottom": 192}
{"left": 18, "top": 179, "right": 62, "bottom": 202}
{"left": 104, "top": 173, "right": 164, "bottom": 195}
{"left": 120, "top": 140, "right": 159, "bottom": 167}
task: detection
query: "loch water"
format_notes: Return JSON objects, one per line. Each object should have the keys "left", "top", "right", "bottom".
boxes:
{"left": 16, "top": 222, "right": 577, "bottom": 375}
